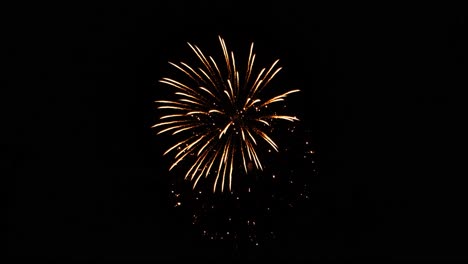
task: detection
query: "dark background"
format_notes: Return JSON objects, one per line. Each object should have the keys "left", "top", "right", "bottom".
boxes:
{"left": 6, "top": 3, "right": 467, "bottom": 261}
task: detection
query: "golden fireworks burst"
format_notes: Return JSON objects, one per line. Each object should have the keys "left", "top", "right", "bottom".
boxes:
{"left": 153, "top": 35, "right": 300, "bottom": 193}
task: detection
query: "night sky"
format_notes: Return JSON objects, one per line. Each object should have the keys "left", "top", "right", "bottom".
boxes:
{"left": 6, "top": 3, "right": 467, "bottom": 261}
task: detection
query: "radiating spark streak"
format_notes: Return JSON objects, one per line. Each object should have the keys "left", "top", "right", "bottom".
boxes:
{"left": 245, "top": 139, "right": 262, "bottom": 170}
{"left": 221, "top": 155, "right": 228, "bottom": 193}
{"left": 172, "top": 124, "right": 203, "bottom": 135}
{"left": 151, "top": 120, "right": 187, "bottom": 128}
{"left": 208, "top": 109, "right": 224, "bottom": 114}
{"left": 256, "top": 119, "right": 271, "bottom": 126}
{"left": 219, "top": 36, "right": 231, "bottom": 78}
{"left": 157, "top": 106, "right": 186, "bottom": 111}
{"left": 199, "top": 86, "right": 218, "bottom": 99}
{"left": 154, "top": 35, "right": 300, "bottom": 192}
{"left": 172, "top": 134, "right": 211, "bottom": 165}
{"left": 160, "top": 114, "right": 184, "bottom": 120}
{"left": 244, "top": 138, "right": 253, "bottom": 161}
{"left": 254, "top": 128, "right": 279, "bottom": 152}
{"left": 159, "top": 78, "right": 194, "bottom": 92}
{"left": 264, "top": 98, "right": 284, "bottom": 104}
{"left": 229, "top": 147, "right": 234, "bottom": 191}
{"left": 164, "top": 138, "right": 191, "bottom": 156}
{"left": 256, "top": 67, "right": 282, "bottom": 95}
{"left": 169, "top": 146, "right": 195, "bottom": 171}
{"left": 245, "top": 99, "right": 261, "bottom": 109}
{"left": 198, "top": 67, "right": 218, "bottom": 90}
{"left": 250, "top": 69, "right": 265, "bottom": 96}
{"left": 175, "top": 134, "right": 208, "bottom": 159}
{"left": 204, "top": 148, "right": 219, "bottom": 179}
{"left": 186, "top": 148, "right": 210, "bottom": 180}
{"left": 260, "top": 89, "right": 301, "bottom": 107}
{"left": 175, "top": 92, "right": 204, "bottom": 101}
{"left": 254, "top": 60, "right": 281, "bottom": 95}
{"left": 197, "top": 133, "right": 218, "bottom": 156}
{"left": 154, "top": 100, "right": 179, "bottom": 104}
{"left": 252, "top": 80, "right": 264, "bottom": 95}
{"left": 155, "top": 100, "right": 189, "bottom": 107}
{"left": 262, "top": 115, "right": 300, "bottom": 122}
{"left": 186, "top": 111, "right": 209, "bottom": 115}
{"left": 244, "top": 97, "right": 251, "bottom": 109}
{"left": 213, "top": 140, "right": 230, "bottom": 193}
{"left": 223, "top": 89, "right": 233, "bottom": 102}
{"left": 169, "top": 62, "right": 198, "bottom": 83}
{"left": 265, "top": 60, "right": 280, "bottom": 78}
{"left": 179, "top": 99, "right": 204, "bottom": 106}
{"left": 220, "top": 122, "right": 233, "bottom": 138}
{"left": 227, "top": 79, "right": 234, "bottom": 100}
{"left": 192, "top": 143, "right": 222, "bottom": 189}
{"left": 157, "top": 123, "right": 191, "bottom": 135}
{"left": 209, "top": 56, "right": 224, "bottom": 86}
{"left": 245, "top": 43, "right": 255, "bottom": 87}
{"left": 192, "top": 169, "right": 204, "bottom": 190}
{"left": 230, "top": 51, "right": 238, "bottom": 97}
{"left": 245, "top": 129, "right": 257, "bottom": 145}
{"left": 188, "top": 43, "right": 215, "bottom": 76}
{"left": 240, "top": 142, "right": 248, "bottom": 173}
{"left": 235, "top": 71, "right": 240, "bottom": 99}
{"left": 240, "top": 128, "right": 246, "bottom": 141}
{"left": 251, "top": 144, "right": 263, "bottom": 170}
{"left": 222, "top": 137, "right": 232, "bottom": 191}
{"left": 195, "top": 46, "right": 217, "bottom": 78}
{"left": 180, "top": 62, "right": 207, "bottom": 86}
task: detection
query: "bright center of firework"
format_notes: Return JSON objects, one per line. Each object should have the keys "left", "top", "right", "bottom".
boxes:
{"left": 153, "top": 35, "right": 300, "bottom": 193}
{"left": 230, "top": 110, "right": 245, "bottom": 125}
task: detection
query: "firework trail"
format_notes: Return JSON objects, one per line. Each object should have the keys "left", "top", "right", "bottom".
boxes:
{"left": 153, "top": 36, "right": 300, "bottom": 193}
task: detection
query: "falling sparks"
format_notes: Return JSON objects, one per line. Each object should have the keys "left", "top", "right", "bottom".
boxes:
{"left": 168, "top": 127, "right": 318, "bottom": 248}
{"left": 153, "top": 36, "right": 300, "bottom": 193}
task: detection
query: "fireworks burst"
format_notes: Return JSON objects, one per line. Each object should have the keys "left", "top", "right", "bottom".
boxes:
{"left": 153, "top": 36, "right": 300, "bottom": 193}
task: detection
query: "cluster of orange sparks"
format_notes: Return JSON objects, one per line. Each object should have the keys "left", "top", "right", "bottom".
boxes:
{"left": 153, "top": 36, "right": 300, "bottom": 193}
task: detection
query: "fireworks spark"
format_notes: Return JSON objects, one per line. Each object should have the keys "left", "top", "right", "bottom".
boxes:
{"left": 153, "top": 36, "right": 300, "bottom": 193}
